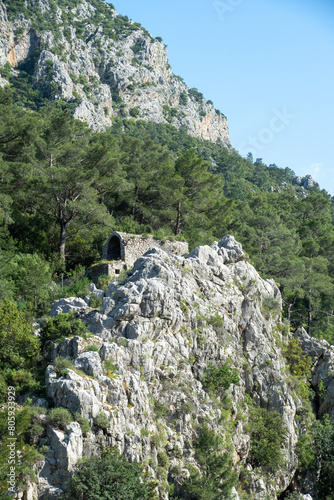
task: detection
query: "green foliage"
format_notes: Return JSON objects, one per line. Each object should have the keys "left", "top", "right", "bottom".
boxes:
{"left": 0, "top": 61, "right": 12, "bottom": 79}
{"left": 84, "top": 344, "right": 100, "bottom": 352}
{"left": 0, "top": 404, "right": 43, "bottom": 498}
{"left": 179, "top": 91, "right": 188, "bottom": 106}
{"left": 202, "top": 362, "right": 239, "bottom": 393}
{"left": 206, "top": 314, "right": 224, "bottom": 336}
{"left": 96, "top": 274, "right": 112, "bottom": 290}
{"left": 157, "top": 450, "right": 170, "bottom": 468}
{"left": 103, "top": 358, "right": 118, "bottom": 378}
{"left": 247, "top": 403, "right": 287, "bottom": 471}
{"left": 181, "top": 425, "right": 237, "bottom": 499}
{"left": 74, "top": 412, "right": 91, "bottom": 436}
{"left": 153, "top": 399, "right": 169, "bottom": 419}
{"left": 40, "top": 312, "right": 90, "bottom": 345}
{"left": 284, "top": 338, "right": 312, "bottom": 378}
{"left": 89, "top": 295, "right": 102, "bottom": 309}
{"left": 188, "top": 88, "right": 204, "bottom": 103}
{"left": 0, "top": 299, "right": 39, "bottom": 370}
{"left": 52, "top": 356, "right": 74, "bottom": 377}
{"left": 49, "top": 407, "right": 72, "bottom": 430}
{"left": 62, "top": 448, "right": 156, "bottom": 499}
{"left": 94, "top": 411, "right": 109, "bottom": 431}
{"left": 312, "top": 415, "right": 334, "bottom": 498}
{"left": 295, "top": 433, "right": 315, "bottom": 470}
{"left": 129, "top": 106, "right": 140, "bottom": 118}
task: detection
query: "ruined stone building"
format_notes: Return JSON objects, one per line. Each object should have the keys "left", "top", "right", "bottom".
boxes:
{"left": 90, "top": 231, "right": 189, "bottom": 281}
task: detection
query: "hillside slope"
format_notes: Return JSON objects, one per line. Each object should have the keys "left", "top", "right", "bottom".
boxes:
{"left": 0, "top": 0, "right": 229, "bottom": 145}
{"left": 23, "top": 236, "right": 334, "bottom": 499}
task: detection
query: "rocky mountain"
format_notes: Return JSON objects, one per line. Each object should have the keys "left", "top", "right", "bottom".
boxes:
{"left": 0, "top": 0, "right": 230, "bottom": 145}
{"left": 23, "top": 236, "right": 334, "bottom": 499}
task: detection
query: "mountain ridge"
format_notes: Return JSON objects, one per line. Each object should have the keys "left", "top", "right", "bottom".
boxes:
{"left": 0, "top": 0, "right": 230, "bottom": 145}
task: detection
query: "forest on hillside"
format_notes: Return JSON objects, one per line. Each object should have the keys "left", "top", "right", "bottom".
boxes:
{"left": 0, "top": 86, "right": 333, "bottom": 342}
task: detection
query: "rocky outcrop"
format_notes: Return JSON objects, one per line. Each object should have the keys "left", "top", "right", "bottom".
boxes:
{"left": 295, "top": 327, "right": 334, "bottom": 420}
{"left": 292, "top": 175, "right": 319, "bottom": 190}
{"left": 0, "top": 0, "right": 230, "bottom": 144}
{"left": 32, "top": 235, "right": 318, "bottom": 499}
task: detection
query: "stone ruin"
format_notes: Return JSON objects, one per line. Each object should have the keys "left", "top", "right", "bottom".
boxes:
{"left": 89, "top": 231, "right": 189, "bottom": 281}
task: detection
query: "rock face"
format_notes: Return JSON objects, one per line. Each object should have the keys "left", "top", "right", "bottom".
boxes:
{"left": 292, "top": 175, "right": 320, "bottom": 190}
{"left": 32, "top": 235, "right": 321, "bottom": 499}
{"left": 0, "top": 0, "right": 230, "bottom": 145}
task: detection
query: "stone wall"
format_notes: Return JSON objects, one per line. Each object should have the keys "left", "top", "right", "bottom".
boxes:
{"left": 102, "top": 231, "right": 189, "bottom": 268}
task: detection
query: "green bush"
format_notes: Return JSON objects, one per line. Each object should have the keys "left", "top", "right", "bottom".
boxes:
{"left": 129, "top": 107, "right": 140, "bottom": 118}
{"left": 96, "top": 274, "right": 112, "bottom": 290}
{"left": 153, "top": 399, "right": 169, "bottom": 419}
{"left": 0, "top": 62, "right": 12, "bottom": 79}
{"left": 207, "top": 314, "right": 224, "bottom": 336}
{"left": 94, "top": 412, "right": 109, "bottom": 431}
{"left": 0, "top": 405, "right": 43, "bottom": 497}
{"left": 49, "top": 407, "right": 72, "bottom": 430}
{"left": 63, "top": 448, "right": 156, "bottom": 499}
{"left": 202, "top": 362, "right": 239, "bottom": 393}
{"left": 284, "top": 338, "right": 312, "bottom": 378}
{"left": 40, "top": 312, "right": 90, "bottom": 345}
{"left": 103, "top": 358, "right": 118, "bottom": 378}
{"left": 247, "top": 403, "right": 287, "bottom": 471}
{"left": 180, "top": 401, "right": 194, "bottom": 415}
{"left": 312, "top": 415, "right": 334, "bottom": 498}
{"left": 181, "top": 425, "right": 237, "bottom": 499}
{"left": 0, "top": 299, "right": 40, "bottom": 370}
{"left": 89, "top": 295, "right": 103, "bottom": 309}
{"left": 84, "top": 344, "right": 100, "bottom": 353}
{"left": 74, "top": 412, "right": 91, "bottom": 436}
{"left": 157, "top": 450, "right": 170, "bottom": 468}
{"left": 52, "top": 356, "right": 73, "bottom": 377}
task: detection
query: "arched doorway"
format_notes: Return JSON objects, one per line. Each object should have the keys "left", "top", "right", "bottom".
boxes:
{"left": 107, "top": 235, "right": 121, "bottom": 260}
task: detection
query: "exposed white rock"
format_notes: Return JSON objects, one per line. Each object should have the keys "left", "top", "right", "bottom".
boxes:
{"left": 50, "top": 297, "right": 89, "bottom": 317}
{"left": 39, "top": 236, "right": 305, "bottom": 498}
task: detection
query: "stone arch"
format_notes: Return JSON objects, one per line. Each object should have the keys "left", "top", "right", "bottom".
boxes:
{"left": 107, "top": 235, "right": 121, "bottom": 260}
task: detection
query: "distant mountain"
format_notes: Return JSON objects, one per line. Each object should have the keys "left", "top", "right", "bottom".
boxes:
{"left": 0, "top": 0, "right": 230, "bottom": 145}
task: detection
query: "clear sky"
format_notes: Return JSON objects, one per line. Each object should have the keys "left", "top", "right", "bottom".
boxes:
{"left": 110, "top": 0, "right": 334, "bottom": 195}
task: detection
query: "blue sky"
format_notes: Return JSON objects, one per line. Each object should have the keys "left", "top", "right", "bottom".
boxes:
{"left": 110, "top": 0, "right": 334, "bottom": 195}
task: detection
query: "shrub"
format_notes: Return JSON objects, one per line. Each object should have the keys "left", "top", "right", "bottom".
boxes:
{"left": 96, "top": 274, "right": 112, "bottom": 290}
{"left": 207, "top": 314, "right": 224, "bottom": 336}
{"left": 181, "top": 425, "right": 237, "bottom": 498}
{"left": 0, "top": 299, "right": 40, "bottom": 370}
{"left": 157, "top": 450, "right": 170, "bottom": 468}
{"left": 129, "top": 107, "right": 140, "bottom": 118}
{"left": 180, "top": 401, "right": 194, "bottom": 415}
{"left": 247, "top": 403, "right": 287, "bottom": 471}
{"left": 0, "top": 61, "right": 12, "bottom": 79}
{"left": 150, "top": 434, "right": 161, "bottom": 449}
{"left": 312, "top": 415, "right": 334, "bottom": 498}
{"left": 202, "top": 362, "right": 239, "bottom": 393}
{"left": 40, "top": 312, "right": 90, "bottom": 345}
{"left": 74, "top": 412, "right": 91, "bottom": 436}
{"left": 63, "top": 448, "right": 156, "bottom": 499}
{"left": 48, "top": 407, "right": 72, "bottom": 430}
{"left": 89, "top": 295, "right": 102, "bottom": 309}
{"left": 94, "top": 412, "right": 109, "bottom": 431}
{"left": 179, "top": 91, "right": 188, "bottom": 106}
{"left": 153, "top": 399, "right": 169, "bottom": 419}
{"left": 84, "top": 344, "right": 99, "bottom": 353}
{"left": 284, "top": 338, "right": 312, "bottom": 378}
{"left": 52, "top": 356, "right": 73, "bottom": 377}
{"left": 103, "top": 358, "right": 118, "bottom": 378}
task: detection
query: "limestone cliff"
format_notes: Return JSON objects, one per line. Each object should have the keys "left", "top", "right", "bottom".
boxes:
{"left": 23, "top": 236, "right": 334, "bottom": 499}
{"left": 0, "top": 0, "right": 230, "bottom": 145}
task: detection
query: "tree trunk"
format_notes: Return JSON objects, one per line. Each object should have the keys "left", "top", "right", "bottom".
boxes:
{"left": 59, "top": 224, "right": 66, "bottom": 262}
{"left": 307, "top": 296, "right": 312, "bottom": 334}
{"left": 175, "top": 200, "right": 181, "bottom": 235}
